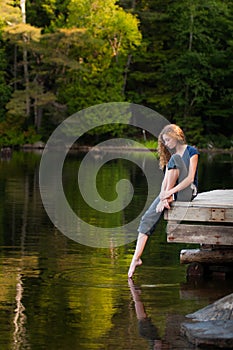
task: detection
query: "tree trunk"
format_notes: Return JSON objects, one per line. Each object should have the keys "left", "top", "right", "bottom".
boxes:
{"left": 20, "top": 0, "right": 26, "bottom": 24}
{"left": 122, "top": 54, "right": 132, "bottom": 94}
{"left": 20, "top": 0, "right": 30, "bottom": 117}
{"left": 184, "top": 8, "right": 194, "bottom": 120}
{"left": 22, "top": 44, "right": 30, "bottom": 117}
{"left": 131, "top": 0, "right": 136, "bottom": 10}
{"left": 34, "top": 102, "right": 43, "bottom": 131}
{"left": 14, "top": 45, "right": 17, "bottom": 90}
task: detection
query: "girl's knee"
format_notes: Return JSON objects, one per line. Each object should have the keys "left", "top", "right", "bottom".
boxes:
{"left": 171, "top": 154, "right": 182, "bottom": 162}
{"left": 168, "top": 154, "right": 183, "bottom": 170}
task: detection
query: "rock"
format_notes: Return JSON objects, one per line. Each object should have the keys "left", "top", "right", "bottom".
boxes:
{"left": 181, "top": 293, "right": 233, "bottom": 348}
{"left": 186, "top": 293, "right": 233, "bottom": 321}
{"left": 181, "top": 320, "right": 233, "bottom": 348}
{"left": 33, "top": 141, "right": 45, "bottom": 149}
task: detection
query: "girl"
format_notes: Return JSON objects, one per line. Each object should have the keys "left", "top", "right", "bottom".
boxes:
{"left": 128, "top": 124, "right": 199, "bottom": 278}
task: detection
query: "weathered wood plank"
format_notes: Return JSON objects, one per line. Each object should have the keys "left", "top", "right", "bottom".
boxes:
{"left": 169, "top": 189, "right": 233, "bottom": 208}
{"left": 164, "top": 206, "right": 233, "bottom": 222}
{"left": 180, "top": 248, "right": 233, "bottom": 264}
{"left": 164, "top": 189, "right": 233, "bottom": 222}
{"left": 192, "top": 189, "right": 233, "bottom": 207}
{"left": 167, "top": 223, "right": 233, "bottom": 245}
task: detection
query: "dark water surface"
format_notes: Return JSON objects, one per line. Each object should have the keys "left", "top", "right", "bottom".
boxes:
{"left": 0, "top": 151, "right": 232, "bottom": 350}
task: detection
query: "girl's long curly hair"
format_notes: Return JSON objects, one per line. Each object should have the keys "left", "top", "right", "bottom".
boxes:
{"left": 158, "top": 124, "right": 186, "bottom": 169}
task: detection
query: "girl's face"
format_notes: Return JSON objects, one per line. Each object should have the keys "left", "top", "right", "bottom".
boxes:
{"left": 162, "top": 133, "right": 177, "bottom": 150}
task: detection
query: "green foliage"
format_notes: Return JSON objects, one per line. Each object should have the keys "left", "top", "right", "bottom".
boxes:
{"left": 0, "top": 0, "right": 22, "bottom": 24}
{"left": 0, "top": 0, "right": 142, "bottom": 145}
{"left": 26, "top": 0, "right": 61, "bottom": 29}
{"left": 0, "top": 0, "right": 232, "bottom": 147}
{"left": 161, "top": 0, "right": 233, "bottom": 145}
{"left": 123, "top": 0, "right": 233, "bottom": 147}
{"left": 141, "top": 139, "right": 158, "bottom": 150}
{"left": 0, "top": 40, "right": 11, "bottom": 120}
{"left": 67, "top": 0, "right": 141, "bottom": 53}
{"left": 23, "top": 126, "right": 42, "bottom": 143}
{"left": 204, "top": 134, "right": 233, "bottom": 149}
{"left": 5, "top": 90, "right": 28, "bottom": 121}
{"left": 0, "top": 126, "right": 41, "bottom": 146}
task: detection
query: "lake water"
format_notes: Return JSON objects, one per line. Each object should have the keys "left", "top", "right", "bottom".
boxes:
{"left": 0, "top": 150, "right": 232, "bottom": 350}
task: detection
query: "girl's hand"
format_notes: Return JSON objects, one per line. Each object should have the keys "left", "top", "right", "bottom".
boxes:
{"left": 160, "top": 190, "right": 173, "bottom": 201}
{"left": 156, "top": 199, "right": 170, "bottom": 213}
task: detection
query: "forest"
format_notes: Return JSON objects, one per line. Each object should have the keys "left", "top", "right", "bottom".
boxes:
{"left": 0, "top": 0, "right": 233, "bottom": 148}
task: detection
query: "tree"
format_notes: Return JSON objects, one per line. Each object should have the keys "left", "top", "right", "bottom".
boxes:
{"left": 163, "top": 0, "right": 233, "bottom": 145}
{"left": 0, "top": 0, "right": 141, "bottom": 144}
{"left": 0, "top": 0, "right": 58, "bottom": 142}
{"left": 42, "top": 0, "right": 142, "bottom": 138}
{"left": 123, "top": 0, "right": 233, "bottom": 146}
{"left": 0, "top": 29, "right": 11, "bottom": 121}
{"left": 1, "top": 0, "right": 232, "bottom": 147}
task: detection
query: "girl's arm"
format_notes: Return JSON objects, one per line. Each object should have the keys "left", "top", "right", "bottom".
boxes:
{"left": 160, "top": 169, "right": 168, "bottom": 192}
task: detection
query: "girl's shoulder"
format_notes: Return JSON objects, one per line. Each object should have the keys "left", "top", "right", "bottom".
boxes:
{"left": 187, "top": 145, "right": 200, "bottom": 157}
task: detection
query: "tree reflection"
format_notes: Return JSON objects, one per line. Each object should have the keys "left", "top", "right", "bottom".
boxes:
{"left": 13, "top": 175, "right": 31, "bottom": 349}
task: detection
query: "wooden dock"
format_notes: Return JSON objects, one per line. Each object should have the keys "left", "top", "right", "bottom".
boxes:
{"left": 164, "top": 189, "right": 233, "bottom": 275}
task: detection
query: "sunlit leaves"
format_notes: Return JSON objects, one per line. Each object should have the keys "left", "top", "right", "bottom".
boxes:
{"left": 67, "top": 0, "right": 141, "bottom": 56}
{"left": 0, "top": 0, "right": 22, "bottom": 26}
{"left": 3, "top": 23, "right": 41, "bottom": 44}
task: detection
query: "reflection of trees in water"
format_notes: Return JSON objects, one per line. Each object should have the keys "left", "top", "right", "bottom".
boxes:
{"left": 12, "top": 175, "right": 32, "bottom": 350}
{"left": 13, "top": 273, "right": 29, "bottom": 349}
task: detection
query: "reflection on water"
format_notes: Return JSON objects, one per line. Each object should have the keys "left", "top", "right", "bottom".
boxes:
{"left": 0, "top": 151, "right": 232, "bottom": 350}
{"left": 128, "top": 278, "right": 167, "bottom": 350}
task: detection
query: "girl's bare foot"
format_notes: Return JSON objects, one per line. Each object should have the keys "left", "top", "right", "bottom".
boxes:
{"left": 128, "top": 258, "right": 142, "bottom": 278}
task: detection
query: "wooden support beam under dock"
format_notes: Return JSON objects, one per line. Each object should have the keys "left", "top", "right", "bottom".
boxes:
{"left": 180, "top": 247, "right": 233, "bottom": 265}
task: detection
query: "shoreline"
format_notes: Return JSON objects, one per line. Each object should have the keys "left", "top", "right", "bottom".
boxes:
{"left": 1, "top": 143, "right": 233, "bottom": 154}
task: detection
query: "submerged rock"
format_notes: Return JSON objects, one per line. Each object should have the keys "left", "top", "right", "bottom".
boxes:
{"left": 181, "top": 293, "right": 233, "bottom": 348}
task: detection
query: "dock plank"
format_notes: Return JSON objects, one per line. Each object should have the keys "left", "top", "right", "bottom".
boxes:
{"left": 192, "top": 189, "right": 233, "bottom": 207}
{"left": 165, "top": 206, "right": 233, "bottom": 222}
{"left": 164, "top": 189, "right": 233, "bottom": 223}
{"left": 167, "top": 223, "right": 233, "bottom": 245}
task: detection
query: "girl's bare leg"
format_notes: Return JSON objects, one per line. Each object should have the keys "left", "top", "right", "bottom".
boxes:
{"left": 128, "top": 169, "right": 179, "bottom": 278}
{"left": 166, "top": 168, "right": 179, "bottom": 195}
{"left": 128, "top": 233, "right": 148, "bottom": 278}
